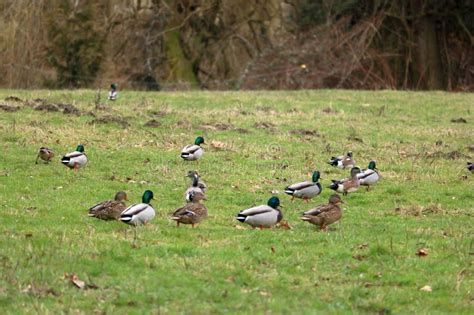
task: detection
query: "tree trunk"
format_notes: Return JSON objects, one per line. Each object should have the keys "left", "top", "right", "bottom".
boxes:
{"left": 414, "top": 13, "right": 444, "bottom": 89}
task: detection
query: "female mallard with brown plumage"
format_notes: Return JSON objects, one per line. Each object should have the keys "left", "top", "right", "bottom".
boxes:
{"left": 328, "top": 151, "right": 356, "bottom": 169}
{"left": 328, "top": 167, "right": 361, "bottom": 195}
{"left": 300, "top": 194, "right": 344, "bottom": 230}
{"left": 172, "top": 191, "right": 208, "bottom": 227}
{"left": 88, "top": 191, "right": 128, "bottom": 220}
{"left": 36, "top": 147, "right": 55, "bottom": 164}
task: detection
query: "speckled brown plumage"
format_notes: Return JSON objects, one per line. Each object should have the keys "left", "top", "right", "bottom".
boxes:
{"left": 88, "top": 191, "right": 127, "bottom": 221}
{"left": 36, "top": 147, "right": 55, "bottom": 164}
{"left": 300, "top": 194, "right": 343, "bottom": 230}
{"left": 172, "top": 191, "right": 208, "bottom": 227}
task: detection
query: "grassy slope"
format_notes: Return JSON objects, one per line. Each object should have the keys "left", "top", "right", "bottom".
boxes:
{"left": 0, "top": 89, "right": 472, "bottom": 314}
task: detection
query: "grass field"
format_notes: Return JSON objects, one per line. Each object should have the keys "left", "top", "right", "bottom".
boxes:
{"left": 0, "top": 89, "right": 472, "bottom": 314}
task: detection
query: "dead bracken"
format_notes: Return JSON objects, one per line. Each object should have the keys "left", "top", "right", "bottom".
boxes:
{"left": 0, "top": 104, "right": 20, "bottom": 112}
{"left": 4, "top": 96, "right": 23, "bottom": 102}
{"left": 90, "top": 115, "right": 129, "bottom": 128}
{"left": 394, "top": 204, "right": 443, "bottom": 216}
{"left": 144, "top": 119, "right": 162, "bottom": 128}
{"left": 290, "top": 129, "right": 321, "bottom": 137}
{"left": 425, "top": 150, "right": 470, "bottom": 160}
{"left": 254, "top": 122, "right": 276, "bottom": 129}
{"left": 201, "top": 123, "right": 234, "bottom": 131}
{"left": 35, "top": 104, "right": 59, "bottom": 112}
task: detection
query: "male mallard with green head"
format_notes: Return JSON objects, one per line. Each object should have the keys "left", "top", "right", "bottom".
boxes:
{"left": 357, "top": 160, "right": 380, "bottom": 191}
{"left": 172, "top": 191, "right": 208, "bottom": 227}
{"left": 36, "top": 147, "right": 54, "bottom": 164}
{"left": 236, "top": 196, "right": 283, "bottom": 229}
{"left": 284, "top": 171, "right": 322, "bottom": 202}
{"left": 300, "top": 194, "right": 344, "bottom": 230}
{"left": 61, "top": 144, "right": 88, "bottom": 171}
{"left": 181, "top": 136, "right": 205, "bottom": 161}
{"left": 108, "top": 83, "right": 118, "bottom": 101}
{"left": 120, "top": 190, "right": 156, "bottom": 226}
{"left": 328, "top": 151, "right": 356, "bottom": 169}
{"left": 88, "top": 191, "right": 128, "bottom": 220}
{"left": 328, "top": 167, "right": 361, "bottom": 195}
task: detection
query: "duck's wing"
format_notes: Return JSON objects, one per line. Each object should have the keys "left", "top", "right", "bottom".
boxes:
{"left": 285, "top": 180, "right": 314, "bottom": 192}
{"left": 238, "top": 205, "right": 273, "bottom": 216}
{"left": 303, "top": 204, "right": 333, "bottom": 216}
{"left": 182, "top": 144, "right": 200, "bottom": 154}
{"left": 121, "top": 203, "right": 149, "bottom": 216}
{"left": 173, "top": 203, "right": 207, "bottom": 217}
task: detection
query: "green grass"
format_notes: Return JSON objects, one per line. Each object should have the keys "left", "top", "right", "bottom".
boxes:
{"left": 0, "top": 89, "right": 472, "bottom": 314}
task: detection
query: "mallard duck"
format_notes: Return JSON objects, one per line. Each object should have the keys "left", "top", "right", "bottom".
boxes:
{"left": 357, "top": 160, "right": 380, "bottom": 191}
{"left": 328, "top": 151, "right": 356, "bottom": 169}
{"left": 88, "top": 191, "right": 128, "bottom": 220}
{"left": 181, "top": 136, "right": 205, "bottom": 161}
{"left": 108, "top": 83, "right": 118, "bottom": 101}
{"left": 120, "top": 190, "right": 155, "bottom": 225}
{"left": 284, "top": 171, "right": 322, "bottom": 202}
{"left": 172, "top": 191, "right": 208, "bottom": 227}
{"left": 185, "top": 172, "right": 205, "bottom": 202}
{"left": 236, "top": 196, "right": 283, "bottom": 229}
{"left": 35, "top": 147, "right": 54, "bottom": 164}
{"left": 468, "top": 162, "right": 473, "bottom": 173}
{"left": 186, "top": 170, "right": 207, "bottom": 192}
{"left": 328, "top": 167, "right": 361, "bottom": 195}
{"left": 300, "top": 194, "right": 344, "bottom": 230}
{"left": 61, "top": 144, "right": 88, "bottom": 171}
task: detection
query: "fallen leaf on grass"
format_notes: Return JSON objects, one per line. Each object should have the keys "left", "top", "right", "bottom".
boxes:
{"left": 416, "top": 248, "right": 429, "bottom": 257}
{"left": 210, "top": 140, "right": 231, "bottom": 151}
{"left": 64, "top": 273, "right": 98, "bottom": 290}
{"left": 271, "top": 246, "right": 276, "bottom": 253}
{"left": 21, "top": 284, "right": 58, "bottom": 297}
{"left": 352, "top": 254, "right": 365, "bottom": 261}
{"left": 277, "top": 220, "right": 292, "bottom": 230}
{"left": 259, "top": 290, "right": 271, "bottom": 297}
{"left": 420, "top": 285, "right": 432, "bottom": 292}
{"left": 233, "top": 225, "right": 246, "bottom": 230}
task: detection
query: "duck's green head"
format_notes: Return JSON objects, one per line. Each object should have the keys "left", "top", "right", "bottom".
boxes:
{"left": 368, "top": 160, "right": 377, "bottom": 170}
{"left": 312, "top": 171, "right": 321, "bottom": 182}
{"left": 111, "top": 83, "right": 117, "bottom": 90}
{"left": 347, "top": 151, "right": 353, "bottom": 158}
{"left": 76, "top": 144, "right": 85, "bottom": 152}
{"left": 115, "top": 191, "right": 128, "bottom": 201}
{"left": 142, "top": 190, "right": 154, "bottom": 204}
{"left": 195, "top": 136, "right": 205, "bottom": 145}
{"left": 267, "top": 196, "right": 280, "bottom": 209}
